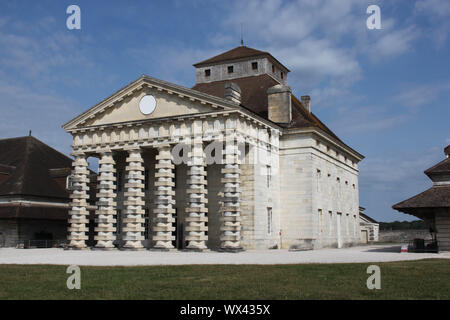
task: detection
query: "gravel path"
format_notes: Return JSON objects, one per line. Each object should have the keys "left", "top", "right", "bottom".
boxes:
{"left": 0, "top": 245, "right": 449, "bottom": 266}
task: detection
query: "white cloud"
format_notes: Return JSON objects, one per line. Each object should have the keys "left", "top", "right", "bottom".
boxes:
{"left": 393, "top": 82, "right": 450, "bottom": 110}
{"left": 367, "top": 25, "right": 420, "bottom": 60}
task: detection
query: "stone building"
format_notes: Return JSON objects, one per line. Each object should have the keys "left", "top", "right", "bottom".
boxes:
{"left": 359, "top": 207, "right": 379, "bottom": 243}
{"left": 63, "top": 46, "right": 364, "bottom": 251}
{"left": 393, "top": 145, "right": 450, "bottom": 251}
{"left": 0, "top": 136, "right": 96, "bottom": 247}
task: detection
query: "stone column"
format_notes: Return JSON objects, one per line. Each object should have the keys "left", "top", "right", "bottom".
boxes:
{"left": 94, "top": 151, "right": 117, "bottom": 249}
{"left": 220, "top": 135, "right": 243, "bottom": 251}
{"left": 68, "top": 153, "right": 90, "bottom": 249}
{"left": 122, "top": 148, "right": 145, "bottom": 249}
{"left": 152, "top": 145, "right": 175, "bottom": 250}
{"left": 185, "top": 137, "right": 208, "bottom": 250}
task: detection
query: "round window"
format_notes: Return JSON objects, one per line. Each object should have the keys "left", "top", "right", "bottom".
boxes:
{"left": 139, "top": 95, "right": 157, "bottom": 115}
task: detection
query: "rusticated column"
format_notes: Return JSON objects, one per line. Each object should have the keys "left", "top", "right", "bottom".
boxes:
{"left": 220, "top": 135, "right": 243, "bottom": 251}
{"left": 68, "top": 153, "right": 90, "bottom": 249}
{"left": 152, "top": 145, "right": 175, "bottom": 250}
{"left": 94, "top": 151, "right": 117, "bottom": 249}
{"left": 185, "top": 137, "right": 208, "bottom": 250}
{"left": 122, "top": 148, "right": 145, "bottom": 249}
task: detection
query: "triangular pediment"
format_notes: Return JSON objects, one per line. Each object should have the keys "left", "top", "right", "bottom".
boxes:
{"left": 63, "top": 75, "right": 238, "bottom": 131}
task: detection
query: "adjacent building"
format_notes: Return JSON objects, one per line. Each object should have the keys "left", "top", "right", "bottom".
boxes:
{"left": 393, "top": 145, "right": 450, "bottom": 251}
{"left": 0, "top": 136, "right": 79, "bottom": 247}
{"left": 359, "top": 207, "right": 379, "bottom": 243}
{"left": 63, "top": 46, "right": 364, "bottom": 251}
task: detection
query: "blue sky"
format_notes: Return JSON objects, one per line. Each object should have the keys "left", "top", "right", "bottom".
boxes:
{"left": 0, "top": 0, "right": 449, "bottom": 222}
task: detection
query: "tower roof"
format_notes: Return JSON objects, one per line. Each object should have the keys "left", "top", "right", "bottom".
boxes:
{"left": 193, "top": 46, "right": 290, "bottom": 72}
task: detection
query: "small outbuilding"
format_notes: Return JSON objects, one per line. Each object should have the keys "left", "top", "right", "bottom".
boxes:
{"left": 359, "top": 207, "right": 379, "bottom": 243}
{"left": 393, "top": 145, "right": 450, "bottom": 251}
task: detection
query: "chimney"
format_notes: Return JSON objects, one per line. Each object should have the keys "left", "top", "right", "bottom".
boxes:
{"left": 224, "top": 82, "right": 241, "bottom": 104}
{"left": 301, "top": 95, "right": 311, "bottom": 113}
{"left": 445, "top": 145, "right": 450, "bottom": 158}
{"left": 267, "top": 84, "right": 292, "bottom": 123}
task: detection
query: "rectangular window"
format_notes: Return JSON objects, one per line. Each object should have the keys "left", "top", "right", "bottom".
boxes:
{"left": 227, "top": 66, "right": 234, "bottom": 73}
{"left": 272, "top": 64, "right": 275, "bottom": 73}
{"left": 205, "top": 69, "right": 211, "bottom": 77}
{"left": 266, "top": 165, "right": 271, "bottom": 188}
{"left": 251, "top": 62, "right": 258, "bottom": 70}
{"left": 267, "top": 207, "right": 273, "bottom": 234}
{"left": 281, "top": 71, "right": 284, "bottom": 79}
{"left": 66, "top": 175, "right": 74, "bottom": 191}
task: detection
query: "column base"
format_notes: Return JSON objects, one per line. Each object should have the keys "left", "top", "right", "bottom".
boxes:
{"left": 91, "top": 247, "right": 118, "bottom": 251}
{"left": 64, "top": 246, "right": 90, "bottom": 251}
{"left": 148, "top": 247, "right": 178, "bottom": 252}
{"left": 218, "top": 247, "right": 244, "bottom": 253}
{"left": 119, "top": 247, "right": 147, "bottom": 251}
{"left": 182, "top": 248, "right": 211, "bottom": 252}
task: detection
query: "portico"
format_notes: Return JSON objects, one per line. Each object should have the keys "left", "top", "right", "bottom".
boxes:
{"left": 63, "top": 75, "right": 280, "bottom": 251}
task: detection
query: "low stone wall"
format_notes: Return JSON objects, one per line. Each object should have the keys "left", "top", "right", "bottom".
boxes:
{"left": 379, "top": 229, "right": 432, "bottom": 243}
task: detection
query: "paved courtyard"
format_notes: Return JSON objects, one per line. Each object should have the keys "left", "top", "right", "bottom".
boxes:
{"left": 0, "top": 245, "right": 449, "bottom": 266}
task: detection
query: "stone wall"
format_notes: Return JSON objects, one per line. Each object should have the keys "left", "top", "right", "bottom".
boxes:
{"left": 378, "top": 229, "right": 432, "bottom": 243}
{"left": 279, "top": 133, "right": 361, "bottom": 250}
{"left": 195, "top": 57, "right": 287, "bottom": 85}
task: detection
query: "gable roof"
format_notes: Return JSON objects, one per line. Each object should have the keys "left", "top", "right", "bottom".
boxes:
{"left": 63, "top": 75, "right": 240, "bottom": 131}
{"left": 359, "top": 212, "right": 378, "bottom": 224}
{"left": 193, "top": 46, "right": 290, "bottom": 72}
{"left": 0, "top": 136, "right": 73, "bottom": 199}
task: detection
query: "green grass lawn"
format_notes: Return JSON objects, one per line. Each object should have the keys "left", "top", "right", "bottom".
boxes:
{"left": 0, "top": 259, "right": 449, "bottom": 299}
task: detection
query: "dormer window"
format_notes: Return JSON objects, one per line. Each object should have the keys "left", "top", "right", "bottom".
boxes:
{"left": 252, "top": 62, "right": 258, "bottom": 70}
{"left": 205, "top": 69, "right": 211, "bottom": 77}
{"left": 227, "top": 66, "right": 234, "bottom": 73}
